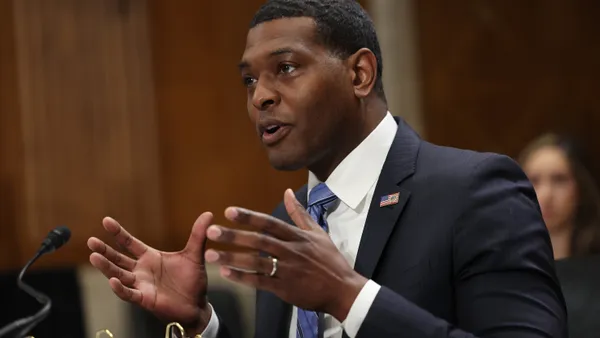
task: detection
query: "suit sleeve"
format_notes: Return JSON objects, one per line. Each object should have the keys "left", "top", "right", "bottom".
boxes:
{"left": 214, "top": 311, "right": 232, "bottom": 338}
{"left": 355, "top": 155, "right": 568, "bottom": 338}
{"left": 192, "top": 303, "right": 232, "bottom": 338}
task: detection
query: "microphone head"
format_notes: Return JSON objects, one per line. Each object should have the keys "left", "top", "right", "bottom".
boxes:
{"left": 41, "top": 226, "right": 71, "bottom": 253}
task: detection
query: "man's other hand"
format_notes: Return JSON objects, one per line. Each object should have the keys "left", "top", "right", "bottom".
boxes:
{"left": 87, "top": 213, "right": 214, "bottom": 333}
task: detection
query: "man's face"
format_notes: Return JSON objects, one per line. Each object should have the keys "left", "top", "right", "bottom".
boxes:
{"left": 239, "top": 17, "right": 356, "bottom": 171}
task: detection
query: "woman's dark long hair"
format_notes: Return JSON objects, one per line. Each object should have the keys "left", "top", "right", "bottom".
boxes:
{"left": 519, "top": 133, "right": 600, "bottom": 256}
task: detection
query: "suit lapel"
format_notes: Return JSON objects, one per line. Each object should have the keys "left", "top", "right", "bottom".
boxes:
{"left": 296, "top": 185, "right": 309, "bottom": 209}
{"left": 354, "top": 117, "right": 420, "bottom": 279}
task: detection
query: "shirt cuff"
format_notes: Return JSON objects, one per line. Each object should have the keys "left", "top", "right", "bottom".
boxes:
{"left": 199, "top": 303, "right": 220, "bottom": 338}
{"left": 341, "top": 279, "right": 381, "bottom": 338}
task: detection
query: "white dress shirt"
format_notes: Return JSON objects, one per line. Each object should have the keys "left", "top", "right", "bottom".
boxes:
{"left": 201, "top": 112, "right": 398, "bottom": 338}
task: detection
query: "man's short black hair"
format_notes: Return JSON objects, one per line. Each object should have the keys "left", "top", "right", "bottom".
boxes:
{"left": 250, "top": 0, "right": 386, "bottom": 101}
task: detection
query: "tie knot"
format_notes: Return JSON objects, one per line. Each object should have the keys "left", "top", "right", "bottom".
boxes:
{"left": 308, "top": 183, "right": 337, "bottom": 209}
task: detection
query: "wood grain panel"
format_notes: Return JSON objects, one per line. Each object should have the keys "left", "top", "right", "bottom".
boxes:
{"left": 10, "top": 0, "right": 164, "bottom": 268}
{"left": 416, "top": 0, "right": 600, "bottom": 176}
{"left": 149, "top": 0, "right": 308, "bottom": 251}
{"left": 0, "top": 0, "right": 24, "bottom": 271}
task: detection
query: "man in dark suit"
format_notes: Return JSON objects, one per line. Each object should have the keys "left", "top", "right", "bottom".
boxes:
{"left": 87, "top": 0, "right": 568, "bottom": 337}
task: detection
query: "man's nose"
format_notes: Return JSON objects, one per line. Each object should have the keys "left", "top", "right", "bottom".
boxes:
{"left": 252, "top": 79, "right": 279, "bottom": 110}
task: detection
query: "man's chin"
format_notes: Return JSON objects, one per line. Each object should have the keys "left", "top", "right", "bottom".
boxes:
{"left": 267, "top": 152, "right": 306, "bottom": 172}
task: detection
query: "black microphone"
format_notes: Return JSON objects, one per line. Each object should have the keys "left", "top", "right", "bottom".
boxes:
{"left": 39, "top": 226, "right": 71, "bottom": 254}
{"left": 0, "top": 226, "right": 71, "bottom": 338}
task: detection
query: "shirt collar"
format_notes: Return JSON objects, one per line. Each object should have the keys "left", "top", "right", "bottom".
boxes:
{"left": 308, "top": 112, "right": 398, "bottom": 209}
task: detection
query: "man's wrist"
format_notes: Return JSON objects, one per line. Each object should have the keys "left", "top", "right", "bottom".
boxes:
{"left": 184, "top": 304, "right": 213, "bottom": 336}
{"left": 329, "top": 272, "right": 368, "bottom": 322}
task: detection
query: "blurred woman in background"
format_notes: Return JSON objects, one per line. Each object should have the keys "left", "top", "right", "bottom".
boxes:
{"left": 519, "top": 133, "right": 600, "bottom": 260}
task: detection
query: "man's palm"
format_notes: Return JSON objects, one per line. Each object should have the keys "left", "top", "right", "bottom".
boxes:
{"left": 88, "top": 212, "right": 213, "bottom": 325}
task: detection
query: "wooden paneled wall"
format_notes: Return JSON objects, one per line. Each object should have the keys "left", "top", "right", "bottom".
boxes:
{"left": 0, "top": 0, "right": 165, "bottom": 270}
{"left": 416, "top": 1, "right": 600, "bottom": 176}
{"left": 0, "top": 0, "right": 22, "bottom": 269}
{"left": 1, "top": 0, "right": 320, "bottom": 270}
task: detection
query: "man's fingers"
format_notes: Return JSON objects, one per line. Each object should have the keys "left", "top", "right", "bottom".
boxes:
{"left": 183, "top": 212, "right": 213, "bottom": 260}
{"left": 224, "top": 207, "right": 299, "bottom": 240}
{"left": 102, "top": 217, "right": 148, "bottom": 258}
{"left": 87, "top": 237, "right": 136, "bottom": 271}
{"left": 284, "top": 188, "right": 319, "bottom": 231}
{"left": 109, "top": 277, "right": 143, "bottom": 305}
{"left": 90, "top": 252, "right": 137, "bottom": 286}
{"left": 205, "top": 249, "right": 274, "bottom": 275}
{"left": 206, "top": 225, "right": 285, "bottom": 255}
{"left": 219, "top": 266, "right": 277, "bottom": 291}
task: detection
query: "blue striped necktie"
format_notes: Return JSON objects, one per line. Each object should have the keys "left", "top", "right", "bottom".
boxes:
{"left": 297, "top": 183, "right": 338, "bottom": 338}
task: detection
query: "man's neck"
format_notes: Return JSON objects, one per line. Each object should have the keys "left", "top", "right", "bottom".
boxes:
{"left": 309, "top": 101, "right": 388, "bottom": 182}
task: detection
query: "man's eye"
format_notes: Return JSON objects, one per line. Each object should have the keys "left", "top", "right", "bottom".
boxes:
{"left": 243, "top": 76, "right": 257, "bottom": 87}
{"left": 279, "top": 64, "right": 296, "bottom": 74}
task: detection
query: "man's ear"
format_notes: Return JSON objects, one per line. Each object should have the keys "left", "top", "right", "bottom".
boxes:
{"left": 348, "top": 48, "right": 378, "bottom": 99}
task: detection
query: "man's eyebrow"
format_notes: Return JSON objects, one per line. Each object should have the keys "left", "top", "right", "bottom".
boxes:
{"left": 238, "top": 60, "right": 250, "bottom": 71}
{"left": 238, "top": 48, "right": 296, "bottom": 71}
{"left": 270, "top": 47, "right": 295, "bottom": 56}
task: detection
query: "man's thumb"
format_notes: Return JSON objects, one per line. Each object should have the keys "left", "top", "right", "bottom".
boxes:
{"left": 184, "top": 211, "right": 213, "bottom": 258}
{"left": 284, "top": 188, "right": 319, "bottom": 231}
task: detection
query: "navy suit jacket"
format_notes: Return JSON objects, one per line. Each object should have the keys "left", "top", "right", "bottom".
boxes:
{"left": 220, "top": 117, "right": 568, "bottom": 338}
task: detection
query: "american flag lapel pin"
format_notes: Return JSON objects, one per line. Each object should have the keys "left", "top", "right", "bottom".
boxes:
{"left": 380, "top": 192, "right": 400, "bottom": 207}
